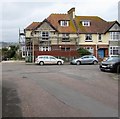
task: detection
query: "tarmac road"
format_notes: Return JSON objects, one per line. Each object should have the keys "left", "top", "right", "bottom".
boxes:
{"left": 2, "top": 62, "right": 119, "bottom": 117}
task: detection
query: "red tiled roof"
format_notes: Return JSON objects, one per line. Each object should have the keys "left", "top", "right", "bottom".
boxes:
{"left": 74, "top": 16, "right": 108, "bottom": 33}
{"left": 25, "top": 22, "right": 41, "bottom": 30}
{"left": 47, "top": 14, "right": 77, "bottom": 33}
{"left": 25, "top": 13, "right": 118, "bottom": 34}
{"left": 103, "top": 21, "right": 117, "bottom": 33}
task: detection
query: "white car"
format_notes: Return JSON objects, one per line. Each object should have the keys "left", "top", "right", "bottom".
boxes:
{"left": 35, "top": 55, "right": 64, "bottom": 65}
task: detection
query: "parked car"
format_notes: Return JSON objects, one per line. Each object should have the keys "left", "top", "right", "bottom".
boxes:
{"left": 35, "top": 55, "right": 64, "bottom": 65}
{"left": 70, "top": 55, "right": 98, "bottom": 65}
{"left": 99, "top": 56, "right": 120, "bottom": 73}
{"left": 103, "top": 55, "right": 119, "bottom": 61}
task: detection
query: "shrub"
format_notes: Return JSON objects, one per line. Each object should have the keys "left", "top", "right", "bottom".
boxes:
{"left": 77, "top": 48, "right": 91, "bottom": 57}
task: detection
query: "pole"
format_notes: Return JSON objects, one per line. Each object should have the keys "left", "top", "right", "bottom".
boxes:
{"left": 96, "top": 33, "right": 98, "bottom": 58}
{"left": 32, "top": 39, "right": 34, "bottom": 63}
{"left": 18, "top": 28, "right": 21, "bottom": 59}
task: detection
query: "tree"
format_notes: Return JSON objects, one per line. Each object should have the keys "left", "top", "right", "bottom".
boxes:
{"left": 2, "top": 48, "right": 8, "bottom": 60}
{"left": 2, "top": 45, "right": 19, "bottom": 60}
{"left": 77, "top": 48, "right": 91, "bottom": 57}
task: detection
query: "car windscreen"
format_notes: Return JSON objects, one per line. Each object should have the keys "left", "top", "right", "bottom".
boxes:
{"left": 106, "top": 57, "right": 120, "bottom": 62}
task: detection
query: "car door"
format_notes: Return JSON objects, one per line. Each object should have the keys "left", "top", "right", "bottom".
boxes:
{"left": 88, "top": 56, "right": 94, "bottom": 63}
{"left": 50, "top": 56, "right": 57, "bottom": 64}
{"left": 44, "top": 56, "right": 50, "bottom": 64}
{"left": 81, "top": 56, "right": 89, "bottom": 64}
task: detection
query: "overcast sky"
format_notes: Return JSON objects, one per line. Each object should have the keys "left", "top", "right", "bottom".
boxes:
{"left": 0, "top": 0, "right": 120, "bottom": 43}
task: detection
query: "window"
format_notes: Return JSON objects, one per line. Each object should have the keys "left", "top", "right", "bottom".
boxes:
{"left": 82, "top": 21, "right": 90, "bottom": 26}
{"left": 109, "top": 46, "right": 120, "bottom": 56}
{"left": 22, "top": 51, "right": 26, "bottom": 57}
{"left": 84, "top": 47, "right": 94, "bottom": 54}
{"left": 60, "top": 21, "right": 69, "bottom": 26}
{"left": 41, "top": 31, "right": 49, "bottom": 40}
{"left": 85, "top": 34, "right": 92, "bottom": 42}
{"left": 50, "top": 56, "right": 56, "bottom": 60}
{"left": 62, "top": 34, "right": 70, "bottom": 42}
{"left": 61, "top": 47, "right": 70, "bottom": 51}
{"left": 110, "top": 32, "right": 120, "bottom": 41}
{"left": 98, "top": 34, "right": 102, "bottom": 42}
{"left": 39, "top": 46, "right": 51, "bottom": 51}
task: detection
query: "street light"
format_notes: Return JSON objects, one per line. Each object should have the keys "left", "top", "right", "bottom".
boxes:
{"left": 59, "top": 46, "right": 61, "bottom": 58}
{"left": 96, "top": 33, "right": 98, "bottom": 58}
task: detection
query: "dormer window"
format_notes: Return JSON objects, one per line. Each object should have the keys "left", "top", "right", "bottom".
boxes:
{"left": 60, "top": 20, "right": 69, "bottom": 26}
{"left": 82, "top": 21, "right": 90, "bottom": 26}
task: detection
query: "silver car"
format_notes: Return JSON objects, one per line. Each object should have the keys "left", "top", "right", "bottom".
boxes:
{"left": 70, "top": 55, "right": 98, "bottom": 65}
{"left": 35, "top": 55, "right": 64, "bottom": 65}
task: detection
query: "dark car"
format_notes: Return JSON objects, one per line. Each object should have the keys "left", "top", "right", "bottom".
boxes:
{"left": 99, "top": 56, "right": 120, "bottom": 73}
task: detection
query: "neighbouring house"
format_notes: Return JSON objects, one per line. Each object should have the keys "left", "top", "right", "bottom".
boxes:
{"left": 24, "top": 7, "right": 120, "bottom": 62}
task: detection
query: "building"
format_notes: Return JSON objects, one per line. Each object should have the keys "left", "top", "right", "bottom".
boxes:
{"left": 24, "top": 8, "right": 120, "bottom": 62}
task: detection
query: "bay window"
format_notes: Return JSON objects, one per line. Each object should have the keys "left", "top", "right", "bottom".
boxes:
{"left": 110, "top": 32, "right": 120, "bottom": 41}
{"left": 109, "top": 46, "right": 120, "bottom": 56}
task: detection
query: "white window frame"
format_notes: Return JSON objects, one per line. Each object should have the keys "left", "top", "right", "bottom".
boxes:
{"left": 109, "top": 46, "right": 120, "bottom": 56}
{"left": 39, "top": 46, "right": 51, "bottom": 51}
{"left": 84, "top": 47, "right": 94, "bottom": 54}
{"left": 85, "top": 34, "right": 92, "bottom": 42}
{"left": 110, "top": 32, "right": 120, "bottom": 41}
{"left": 82, "top": 21, "right": 90, "bottom": 26}
{"left": 41, "top": 31, "right": 49, "bottom": 40}
{"left": 60, "top": 21, "right": 69, "bottom": 26}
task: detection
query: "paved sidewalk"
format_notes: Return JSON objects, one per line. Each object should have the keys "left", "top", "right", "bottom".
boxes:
{"left": 1, "top": 60, "right": 25, "bottom": 63}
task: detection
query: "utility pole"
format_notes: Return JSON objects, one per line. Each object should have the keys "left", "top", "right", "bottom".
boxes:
{"left": 19, "top": 28, "right": 25, "bottom": 60}
{"left": 96, "top": 33, "right": 98, "bottom": 58}
{"left": 32, "top": 39, "right": 34, "bottom": 63}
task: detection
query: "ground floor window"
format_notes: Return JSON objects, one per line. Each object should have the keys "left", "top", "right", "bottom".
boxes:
{"left": 109, "top": 46, "right": 120, "bottom": 56}
{"left": 84, "top": 47, "right": 94, "bottom": 54}
{"left": 22, "top": 51, "right": 26, "bottom": 57}
{"left": 39, "top": 46, "right": 51, "bottom": 51}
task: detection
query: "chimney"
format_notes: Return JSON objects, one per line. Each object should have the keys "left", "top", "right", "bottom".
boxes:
{"left": 67, "top": 7, "right": 75, "bottom": 19}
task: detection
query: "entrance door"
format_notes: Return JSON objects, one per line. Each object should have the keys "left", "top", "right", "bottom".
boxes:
{"left": 98, "top": 49, "right": 104, "bottom": 59}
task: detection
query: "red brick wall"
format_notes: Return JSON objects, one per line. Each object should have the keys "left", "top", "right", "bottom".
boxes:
{"left": 34, "top": 50, "right": 78, "bottom": 58}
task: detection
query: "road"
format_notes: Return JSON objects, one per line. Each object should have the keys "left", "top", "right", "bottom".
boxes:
{"left": 2, "top": 62, "right": 119, "bottom": 117}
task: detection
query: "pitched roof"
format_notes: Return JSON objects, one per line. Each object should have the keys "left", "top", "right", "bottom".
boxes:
{"left": 74, "top": 16, "right": 108, "bottom": 33}
{"left": 47, "top": 14, "right": 77, "bottom": 33}
{"left": 25, "top": 10, "right": 119, "bottom": 34}
{"left": 25, "top": 22, "right": 41, "bottom": 30}
{"left": 35, "top": 19, "right": 58, "bottom": 31}
{"left": 104, "top": 21, "right": 119, "bottom": 33}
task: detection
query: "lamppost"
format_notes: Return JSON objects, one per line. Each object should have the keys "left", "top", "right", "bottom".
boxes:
{"left": 96, "top": 33, "right": 98, "bottom": 58}
{"left": 32, "top": 39, "right": 34, "bottom": 63}
{"left": 59, "top": 45, "right": 61, "bottom": 58}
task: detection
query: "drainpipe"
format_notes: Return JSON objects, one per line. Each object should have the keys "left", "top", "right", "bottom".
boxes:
{"left": 96, "top": 33, "right": 98, "bottom": 58}
{"left": 32, "top": 39, "right": 34, "bottom": 63}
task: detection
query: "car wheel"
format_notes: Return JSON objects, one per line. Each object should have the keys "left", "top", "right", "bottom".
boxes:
{"left": 39, "top": 61, "right": 44, "bottom": 65}
{"left": 76, "top": 61, "right": 81, "bottom": 65}
{"left": 57, "top": 61, "right": 62, "bottom": 65}
{"left": 93, "top": 61, "right": 98, "bottom": 65}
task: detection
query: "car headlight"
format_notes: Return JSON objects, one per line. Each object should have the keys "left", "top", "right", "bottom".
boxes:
{"left": 107, "top": 64, "right": 113, "bottom": 67}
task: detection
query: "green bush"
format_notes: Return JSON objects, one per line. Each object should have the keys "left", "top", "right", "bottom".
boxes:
{"left": 77, "top": 48, "right": 91, "bottom": 57}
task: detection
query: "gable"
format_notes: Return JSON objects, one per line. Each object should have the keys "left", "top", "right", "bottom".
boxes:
{"left": 108, "top": 23, "right": 120, "bottom": 32}
{"left": 36, "top": 21, "right": 56, "bottom": 31}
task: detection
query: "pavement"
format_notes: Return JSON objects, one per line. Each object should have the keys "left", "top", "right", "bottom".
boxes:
{"left": 2, "top": 62, "right": 118, "bottom": 117}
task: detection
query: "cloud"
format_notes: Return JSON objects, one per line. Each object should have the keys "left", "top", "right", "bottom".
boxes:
{"left": 1, "top": 0, "right": 119, "bottom": 42}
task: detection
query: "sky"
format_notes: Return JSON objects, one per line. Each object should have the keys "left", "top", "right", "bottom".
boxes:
{"left": 0, "top": 0, "right": 120, "bottom": 43}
